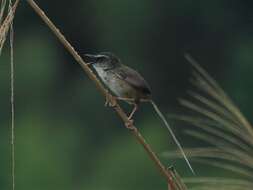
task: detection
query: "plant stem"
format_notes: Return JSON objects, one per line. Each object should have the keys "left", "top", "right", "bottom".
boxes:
{"left": 0, "top": 0, "right": 19, "bottom": 53}
{"left": 26, "top": 0, "right": 176, "bottom": 188}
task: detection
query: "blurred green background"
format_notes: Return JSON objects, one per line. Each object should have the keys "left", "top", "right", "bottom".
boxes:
{"left": 1, "top": 0, "right": 253, "bottom": 189}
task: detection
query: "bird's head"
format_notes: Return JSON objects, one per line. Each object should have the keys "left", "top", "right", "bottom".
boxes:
{"left": 83, "top": 52, "right": 121, "bottom": 70}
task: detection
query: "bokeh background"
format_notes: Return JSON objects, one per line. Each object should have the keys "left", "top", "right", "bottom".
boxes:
{"left": 1, "top": 0, "right": 253, "bottom": 189}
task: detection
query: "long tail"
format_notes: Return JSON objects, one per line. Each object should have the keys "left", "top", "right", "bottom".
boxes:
{"left": 150, "top": 100, "right": 195, "bottom": 174}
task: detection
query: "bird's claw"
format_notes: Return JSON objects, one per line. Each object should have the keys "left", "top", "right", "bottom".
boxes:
{"left": 125, "top": 119, "right": 136, "bottom": 130}
{"left": 105, "top": 93, "right": 117, "bottom": 107}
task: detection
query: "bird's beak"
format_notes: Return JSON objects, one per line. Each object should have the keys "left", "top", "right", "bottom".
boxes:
{"left": 83, "top": 54, "right": 98, "bottom": 66}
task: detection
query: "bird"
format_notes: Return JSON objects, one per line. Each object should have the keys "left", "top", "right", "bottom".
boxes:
{"left": 83, "top": 52, "right": 195, "bottom": 174}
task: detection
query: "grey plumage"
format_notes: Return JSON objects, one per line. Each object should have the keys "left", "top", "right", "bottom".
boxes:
{"left": 83, "top": 52, "right": 195, "bottom": 174}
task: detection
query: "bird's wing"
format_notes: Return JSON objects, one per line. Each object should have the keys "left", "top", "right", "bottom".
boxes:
{"left": 113, "top": 65, "right": 151, "bottom": 95}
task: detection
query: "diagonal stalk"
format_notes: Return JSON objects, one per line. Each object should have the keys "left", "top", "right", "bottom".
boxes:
{"left": 25, "top": 0, "right": 180, "bottom": 189}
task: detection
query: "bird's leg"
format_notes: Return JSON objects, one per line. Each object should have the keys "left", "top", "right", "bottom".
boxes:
{"left": 104, "top": 91, "right": 110, "bottom": 106}
{"left": 105, "top": 95, "right": 135, "bottom": 107}
{"left": 104, "top": 91, "right": 117, "bottom": 107}
{"left": 114, "top": 97, "right": 139, "bottom": 121}
{"left": 128, "top": 103, "right": 138, "bottom": 120}
{"left": 115, "top": 97, "right": 135, "bottom": 102}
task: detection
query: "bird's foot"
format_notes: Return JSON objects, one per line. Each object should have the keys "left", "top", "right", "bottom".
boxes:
{"left": 105, "top": 92, "right": 117, "bottom": 107}
{"left": 125, "top": 119, "right": 136, "bottom": 130}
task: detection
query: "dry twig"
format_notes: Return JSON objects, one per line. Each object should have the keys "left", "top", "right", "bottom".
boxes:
{"left": 25, "top": 0, "right": 185, "bottom": 189}
{"left": 0, "top": 0, "right": 19, "bottom": 54}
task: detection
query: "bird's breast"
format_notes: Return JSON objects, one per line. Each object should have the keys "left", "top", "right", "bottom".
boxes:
{"left": 95, "top": 68, "right": 137, "bottom": 99}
